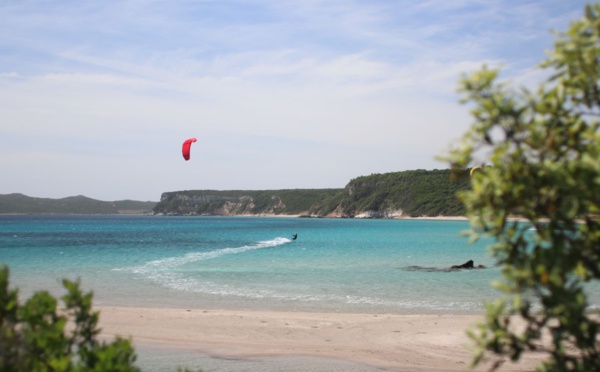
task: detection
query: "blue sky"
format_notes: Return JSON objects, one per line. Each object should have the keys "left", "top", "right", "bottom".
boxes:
{"left": 0, "top": 0, "right": 589, "bottom": 201}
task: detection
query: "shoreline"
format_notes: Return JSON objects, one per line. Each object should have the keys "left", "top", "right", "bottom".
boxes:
{"left": 0, "top": 212, "right": 469, "bottom": 220}
{"left": 97, "top": 306, "right": 544, "bottom": 371}
{"left": 0, "top": 212, "right": 476, "bottom": 222}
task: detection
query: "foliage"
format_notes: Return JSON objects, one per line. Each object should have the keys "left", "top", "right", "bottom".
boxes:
{"left": 0, "top": 266, "right": 140, "bottom": 371}
{"left": 154, "top": 170, "right": 470, "bottom": 217}
{"left": 444, "top": 4, "right": 600, "bottom": 371}
{"left": 341, "top": 169, "right": 469, "bottom": 217}
{"left": 154, "top": 189, "right": 344, "bottom": 215}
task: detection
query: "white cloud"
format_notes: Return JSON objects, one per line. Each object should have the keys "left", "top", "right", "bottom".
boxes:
{"left": 0, "top": 0, "right": 590, "bottom": 200}
{"left": 0, "top": 71, "right": 20, "bottom": 79}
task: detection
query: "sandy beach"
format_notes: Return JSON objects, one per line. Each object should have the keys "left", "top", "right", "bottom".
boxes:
{"left": 98, "top": 307, "right": 544, "bottom": 371}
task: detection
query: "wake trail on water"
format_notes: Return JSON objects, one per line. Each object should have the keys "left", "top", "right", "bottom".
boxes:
{"left": 114, "top": 237, "right": 296, "bottom": 298}
{"left": 120, "top": 237, "right": 292, "bottom": 275}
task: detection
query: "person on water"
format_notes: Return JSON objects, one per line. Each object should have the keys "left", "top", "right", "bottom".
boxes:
{"left": 291, "top": 234, "right": 298, "bottom": 240}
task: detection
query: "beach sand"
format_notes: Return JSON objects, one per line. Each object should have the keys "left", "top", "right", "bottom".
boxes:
{"left": 98, "top": 307, "right": 544, "bottom": 371}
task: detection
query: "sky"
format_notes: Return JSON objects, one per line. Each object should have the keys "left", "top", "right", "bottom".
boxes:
{"left": 0, "top": 0, "right": 589, "bottom": 202}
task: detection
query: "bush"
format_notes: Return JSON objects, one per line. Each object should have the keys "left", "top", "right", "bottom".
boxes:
{"left": 0, "top": 266, "right": 140, "bottom": 371}
{"left": 444, "top": 4, "right": 600, "bottom": 371}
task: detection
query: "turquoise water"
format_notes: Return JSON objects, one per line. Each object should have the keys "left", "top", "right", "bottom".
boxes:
{"left": 2, "top": 215, "right": 597, "bottom": 315}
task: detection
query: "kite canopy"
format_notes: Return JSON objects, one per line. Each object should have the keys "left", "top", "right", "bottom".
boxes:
{"left": 182, "top": 138, "right": 197, "bottom": 161}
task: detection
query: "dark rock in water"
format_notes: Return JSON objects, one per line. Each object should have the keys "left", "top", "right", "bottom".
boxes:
{"left": 401, "top": 265, "right": 454, "bottom": 273}
{"left": 401, "top": 261, "right": 487, "bottom": 273}
{"left": 449, "top": 260, "right": 487, "bottom": 270}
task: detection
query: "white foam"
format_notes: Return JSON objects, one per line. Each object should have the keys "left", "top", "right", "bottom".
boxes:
{"left": 124, "top": 237, "right": 289, "bottom": 273}
{"left": 119, "top": 237, "right": 291, "bottom": 289}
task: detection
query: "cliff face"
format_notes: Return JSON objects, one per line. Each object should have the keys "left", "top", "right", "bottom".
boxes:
{"left": 153, "top": 169, "right": 470, "bottom": 218}
{"left": 153, "top": 189, "right": 342, "bottom": 216}
{"left": 156, "top": 193, "right": 251, "bottom": 215}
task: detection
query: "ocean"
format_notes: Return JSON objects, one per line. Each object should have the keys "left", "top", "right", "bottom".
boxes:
{"left": 0, "top": 214, "right": 514, "bottom": 314}
{"left": 2, "top": 215, "right": 598, "bottom": 371}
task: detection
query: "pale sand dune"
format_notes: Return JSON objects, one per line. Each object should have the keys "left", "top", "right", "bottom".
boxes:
{"left": 97, "top": 307, "right": 544, "bottom": 371}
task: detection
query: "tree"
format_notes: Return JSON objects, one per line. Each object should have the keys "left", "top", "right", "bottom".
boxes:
{"left": 0, "top": 266, "right": 140, "bottom": 371}
{"left": 444, "top": 4, "right": 600, "bottom": 371}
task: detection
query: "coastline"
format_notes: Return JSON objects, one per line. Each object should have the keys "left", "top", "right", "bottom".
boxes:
{"left": 97, "top": 306, "right": 544, "bottom": 371}
{"left": 196, "top": 214, "right": 471, "bottom": 220}
{"left": 396, "top": 216, "right": 468, "bottom": 221}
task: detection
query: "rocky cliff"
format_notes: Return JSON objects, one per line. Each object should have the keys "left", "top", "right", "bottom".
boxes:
{"left": 153, "top": 189, "right": 343, "bottom": 216}
{"left": 153, "top": 169, "right": 470, "bottom": 218}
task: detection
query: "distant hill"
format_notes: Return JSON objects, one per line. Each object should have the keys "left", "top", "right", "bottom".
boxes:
{"left": 0, "top": 194, "right": 157, "bottom": 214}
{"left": 153, "top": 169, "right": 470, "bottom": 218}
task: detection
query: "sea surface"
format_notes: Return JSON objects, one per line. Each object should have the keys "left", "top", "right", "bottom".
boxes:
{"left": 2, "top": 215, "right": 599, "bottom": 371}
{"left": 1, "top": 215, "right": 498, "bottom": 313}
{"left": 2, "top": 215, "right": 599, "bottom": 314}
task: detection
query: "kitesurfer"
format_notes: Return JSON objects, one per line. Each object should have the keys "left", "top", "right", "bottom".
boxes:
{"left": 291, "top": 234, "right": 298, "bottom": 241}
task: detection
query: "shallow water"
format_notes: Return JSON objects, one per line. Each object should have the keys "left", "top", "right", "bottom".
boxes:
{"left": 135, "top": 344, "right": 388, "bottom": 372}
{"left": 1, "top": 215, "right": 502, "bottom": 314}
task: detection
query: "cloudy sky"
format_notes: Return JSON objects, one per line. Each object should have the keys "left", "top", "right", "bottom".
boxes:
{"left": 0, "top": 0, "right": 588, "bottom": 201}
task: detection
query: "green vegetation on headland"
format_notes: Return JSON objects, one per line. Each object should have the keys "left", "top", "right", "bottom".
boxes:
{"left": 2, "top": 169, "right": 470, "bottom": 217}
{"left": 339, "top": 169, "right": 469, "bottom": 217}
{"left": 154, "top": 188, "right": 344, "bottom": 216}
{"left": 0, "top": 194, "right": 157, "bottom": 215}
{"left": 154, "top": 168, "right": 470, "bottom": 218}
